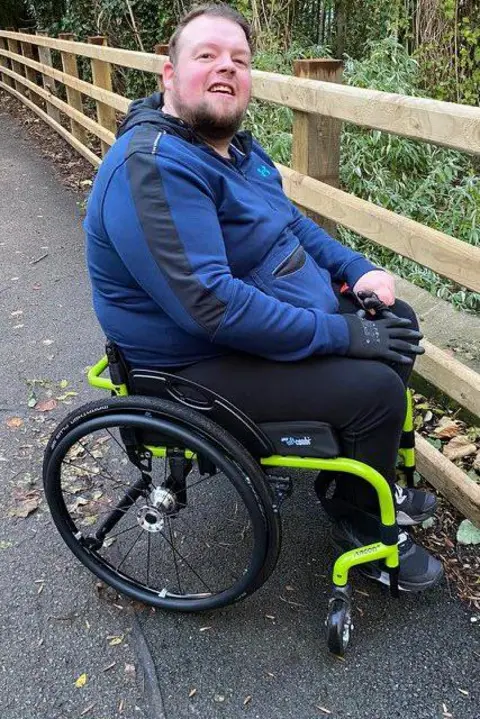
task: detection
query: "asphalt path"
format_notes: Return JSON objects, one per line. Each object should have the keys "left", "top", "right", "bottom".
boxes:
{"left": 0, "top": 105, "right": 478, "bottom": 719}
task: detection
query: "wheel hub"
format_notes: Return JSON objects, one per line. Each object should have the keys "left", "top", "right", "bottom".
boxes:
{"left": 137, "top": 487, "right": 177, "bottom": 533}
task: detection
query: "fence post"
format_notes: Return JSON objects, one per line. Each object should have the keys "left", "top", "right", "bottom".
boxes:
{"left": 0, "top": 37, "right": 14, "bottom": 87}
{"left": 58, "top": 33, "right": 87, "bottom": 145}
{"left": 154, "top": 43, "right": 169, "bottom": 91}
{"left": 36, "top": 31, "right": 61, "bottom": 123}
{"left": 19, "top": 28, "right": 41, "bottom": 106}
{"left": 292, "top": 59, "right": 344, "bottom": 237}
{"left": 6, "top": 32, "right": 26, "bottom": 96}
{"left": 88, "top": 35, "right": 117, "bottom": 156}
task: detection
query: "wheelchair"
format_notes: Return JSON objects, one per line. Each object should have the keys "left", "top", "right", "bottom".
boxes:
{"left": 43, "top": 339, "right": 417, "bottom": 657}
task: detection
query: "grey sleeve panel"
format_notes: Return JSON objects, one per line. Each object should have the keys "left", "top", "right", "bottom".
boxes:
{"left": 125, "top": 129, "right": 227, "bottom": 336}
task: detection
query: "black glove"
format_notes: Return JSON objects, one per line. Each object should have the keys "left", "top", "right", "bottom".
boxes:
{"left": 343, "top": 312, "right": 425, "bottom": 365}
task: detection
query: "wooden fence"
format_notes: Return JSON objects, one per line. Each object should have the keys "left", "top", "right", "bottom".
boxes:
{"left": 0, "top": 29, "right": 479, "bottom": 524}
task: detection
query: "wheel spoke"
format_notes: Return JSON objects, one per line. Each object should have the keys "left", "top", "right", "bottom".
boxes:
{"left": 173, "top": 511, "right": 241, "bottom": 584}
{"left": 104, "top": 523, "right": 139, "bottom": 541}
{"left": 116, "top": 528, "right": 144, "bottom": 571}
{"left": 146, "top": 532, "right": 151, "bottom": 587}
{"left": 62, "top": 459, "right": 134, "bottom": 493}
{"left": 159, "top": 529, "right": 213, "bottom": 592}
{"left": 167, "top": 515, "right": 183, "bottom": 595}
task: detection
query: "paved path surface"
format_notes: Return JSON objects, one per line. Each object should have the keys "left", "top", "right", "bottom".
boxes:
{"left": 0, "top": 105, "right": 479, "bottom": 719}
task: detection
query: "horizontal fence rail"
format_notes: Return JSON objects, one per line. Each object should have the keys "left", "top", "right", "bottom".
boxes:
{"left": 0, "top": 29, "right": 479, "bottom": 523}
{"left": 0, "top": 30, "right": 479, "bottom": 154}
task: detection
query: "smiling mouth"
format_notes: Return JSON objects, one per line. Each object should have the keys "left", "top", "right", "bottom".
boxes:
{"left": 208, "top": 84, "right": 235, "bottom": 96}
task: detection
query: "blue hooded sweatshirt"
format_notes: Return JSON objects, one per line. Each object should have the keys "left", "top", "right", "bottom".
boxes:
{"left": 84, "top": 93, "right": 376, "bottom": 367}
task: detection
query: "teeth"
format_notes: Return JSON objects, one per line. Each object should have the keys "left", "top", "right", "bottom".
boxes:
{"left": 210, "top": 85, "right": 233, "bottom": 94}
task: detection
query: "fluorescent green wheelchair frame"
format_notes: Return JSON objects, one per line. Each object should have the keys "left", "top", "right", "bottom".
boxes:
{"left": 86, "top": 354, "right": 415, "bottom": 655}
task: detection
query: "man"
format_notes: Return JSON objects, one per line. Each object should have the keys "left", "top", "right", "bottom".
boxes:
{"left": 84, "top": 3, "right": 443, "bottom": 591}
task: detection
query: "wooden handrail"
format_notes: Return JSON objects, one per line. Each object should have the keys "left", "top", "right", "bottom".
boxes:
{"left": 0, "top": 30, "right": 479, "bottom": 153}
{"left": 278, "top": 164, "right": 480, "bottom": 294}
{"left": 0, "top": 46, "right": 129, "bottom": 112}
{"left": 0, "top": 78, "right": 101, "bottom": 166}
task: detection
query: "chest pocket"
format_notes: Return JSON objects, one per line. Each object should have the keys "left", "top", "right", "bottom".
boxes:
{"left": 248, "top": 243, "right": 339, "bottom": 314}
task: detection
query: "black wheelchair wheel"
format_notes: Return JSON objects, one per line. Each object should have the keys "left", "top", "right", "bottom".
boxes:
{"left": 326, "top": 588, "right": 353, "bottom": 657}
{"left": 43, "top": 396, "right": 281, "bottom": 612}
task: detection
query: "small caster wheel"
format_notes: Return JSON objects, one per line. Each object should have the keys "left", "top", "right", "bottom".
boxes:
{"left": 326, "top": 596, "right": 353, "bottom": 656}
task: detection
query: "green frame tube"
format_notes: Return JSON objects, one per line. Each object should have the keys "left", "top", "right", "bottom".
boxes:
{"left": 87, "top": 355, "right": 128, "bottom": 396}
{"left": 87, "top": 354, "right": 400, "bottom": 587}
{"left": 398, "top": 388, "right": 415, "bottom": 469}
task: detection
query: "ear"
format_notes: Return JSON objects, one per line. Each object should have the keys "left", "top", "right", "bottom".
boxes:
{"left": 162, "top": 60, "right": 175, "bottom": 91}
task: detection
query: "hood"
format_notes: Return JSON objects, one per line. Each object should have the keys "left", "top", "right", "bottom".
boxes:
{"left": 116, "top": 92, "right": 253, "bottom": 155}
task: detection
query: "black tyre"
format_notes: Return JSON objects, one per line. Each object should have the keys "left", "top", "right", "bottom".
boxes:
{"left": 326, "top": 594, "right": 353, "bottom": 656}
{"left": 43, "top": 396, "right": 281, "bottom": 611}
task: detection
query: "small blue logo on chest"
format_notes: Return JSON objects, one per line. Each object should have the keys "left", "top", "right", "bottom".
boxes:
{"left": 257, "top": 164, "right": 271, "bottom": 178}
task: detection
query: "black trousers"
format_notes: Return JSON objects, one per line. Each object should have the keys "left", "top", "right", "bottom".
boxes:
{"left": 174, "top": 291, "right": 419, "bottom": 514}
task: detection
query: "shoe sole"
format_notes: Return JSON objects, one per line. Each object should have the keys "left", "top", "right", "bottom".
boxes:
{"left": 357, "top": 563, "right": 444, "bottom": 593}
{"left": 331, "top": 538, "right": 444, "bottom": 593}
{"left": 396, "top": 496, "right": 438, "bottom": 527}
{"left": 396, "top": 508, "right": 436, "bottom": 527}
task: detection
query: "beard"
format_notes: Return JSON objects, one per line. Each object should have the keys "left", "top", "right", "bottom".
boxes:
{"left": 172, "top": 95, "right": 245, "bottom": 142}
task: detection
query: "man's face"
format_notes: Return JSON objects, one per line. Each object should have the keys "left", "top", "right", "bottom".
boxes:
{"left": 163, "top": 15, "right": 252, "bottom": 140}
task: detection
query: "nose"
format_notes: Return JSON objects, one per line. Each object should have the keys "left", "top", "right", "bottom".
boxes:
{"left": 216, "top": 53, "right": 236, "bottom": 76}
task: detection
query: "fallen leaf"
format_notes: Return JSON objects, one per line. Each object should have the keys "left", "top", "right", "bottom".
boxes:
{"left": 8, "top": 496, "right": 40, "bottom": 518}
{"left": 59, "top": 379, "right": 69, "bottom": 389}
{"left": 458, "top": 688, "right": 469, "bottom": 696}
{"left": 75, "top": 673, "right": 88, "bottom": 688}
{"left": 35, "top": 399, "right": 57, "bottom": 412}
{"left": 456, "top": 520, "right": 480, "bottom": 546}
{"left": 214, "top": 694, "right": 225, "bottom": 703}
{"left": 443, "top": 436, "right": 477, "bottom": 461}
{"left": 124, "top": 663, "right": 136, "bottom": 679}
{"left": 56, "top": 391, "right": 78, "bottom": 401}
{"left": 0, "top": 541, "right": 13, "bottom": 549}
{"left": 433, "top": 418, "right": 462, "bottom": 439}
{"left": 244, "top": 695, "right": 252, "bottom": 706}
{"left": 189, "top": 688, "right": 197, "bottom": 698}
{"left": 6, "top": 417, "right": 23, "bottom": 428}
{"left": 108, "top": 635, "right": 124, "bottom": 646}
{"left": 42, "top": 339, "right": 54, "bottom": 345}
{"left": 199, "top": 626, "right": 212, "bottom": 632}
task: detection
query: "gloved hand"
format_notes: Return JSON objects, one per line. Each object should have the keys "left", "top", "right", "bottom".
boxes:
{"left": 343, "top": 311, "right": 425, "bottom": 365}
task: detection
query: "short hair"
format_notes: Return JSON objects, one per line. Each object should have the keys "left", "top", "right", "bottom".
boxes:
{"left": 168, "top": 3, "right": 255, "bottom": 65}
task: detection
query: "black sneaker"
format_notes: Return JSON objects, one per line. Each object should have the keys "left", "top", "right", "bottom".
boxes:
{"left": 331, "top": 519, "right": 444, "bottom": 592}
{"left": 394, "top": 483, "right": 437, "bottom": 527}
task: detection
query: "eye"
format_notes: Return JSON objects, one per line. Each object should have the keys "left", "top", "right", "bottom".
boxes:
{"left": 199, "top": 52, "right": 215, "bottom": 60}
{"left": 234, "top": 58, "right": 248, "bottom": 67}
